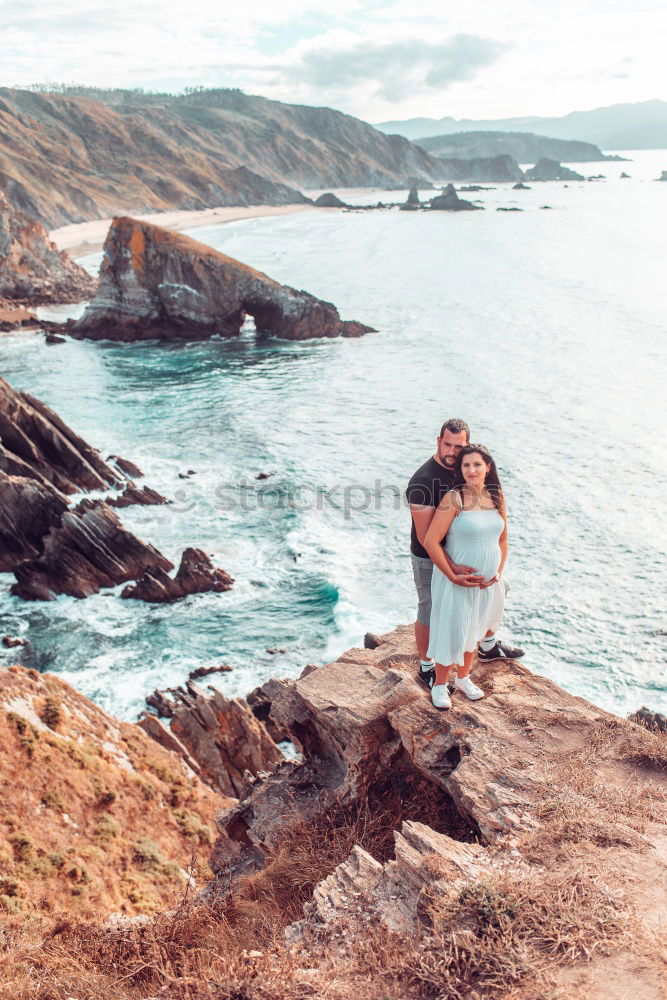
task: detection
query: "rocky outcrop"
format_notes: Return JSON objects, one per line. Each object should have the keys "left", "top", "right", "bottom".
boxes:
{"left": 0, "top": 662, "right": 223, "bottom": 916}
{"left": 121, "top": 547, "right": 233, "bottom": 602}
{"left": 524, "top": 158, "right": 585, "bottom": 181}
{"left": 0, "top": 375, "right": 124, "bottom": 494}
{"left": 436, "top": 154, "right": 523, "bottom": 183}
{"left": 105, "top": 481, "right": 168, "bottom": 508}
{"left": 657, "top": 170, "right": 667, "bottom": 181}
{"left": 72, "top": 217, "right": 374, "bottom": 342}
{"left": 429, "top": 184, "right": 480, "bottom": 211}
{"left": 141, "top": 681, "right": 283, "bottom": 798}
{"left": 208, "top": 624, "right": 666, "bottom": 893}
{"left": 10, "top": 496, "right": 174, "bottom": 600}
{"left": 0, "top": 189, "right": 95, "bottom": 302}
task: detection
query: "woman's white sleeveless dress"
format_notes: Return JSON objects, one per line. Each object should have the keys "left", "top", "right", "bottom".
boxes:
{"left": 427, "top": 506, "right": 505, "bottom": 666}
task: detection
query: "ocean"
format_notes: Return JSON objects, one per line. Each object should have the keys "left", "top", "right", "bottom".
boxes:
{"left": 1, "top": 150, "right": 666, "bottom": 720}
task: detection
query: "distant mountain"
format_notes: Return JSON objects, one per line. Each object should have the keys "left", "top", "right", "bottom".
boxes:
{"left": 416, "top": 131, "right": 621, "bottom": 163}
{"left": 376, "top": 100, "right": 667, "bottom": 149}
{"left": 0, "top": 87, "right": 442, "bottom": 227}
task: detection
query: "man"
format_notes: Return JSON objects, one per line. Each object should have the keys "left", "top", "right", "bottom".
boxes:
{"left": 406, "top": 417, "right": 523, "bottom": 688}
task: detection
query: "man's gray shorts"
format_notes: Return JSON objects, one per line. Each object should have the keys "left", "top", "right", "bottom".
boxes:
{"left": 411, "top": 554, "right": 433, "bottom": 626}
{"left": 411, "top": 553, "right": 510, "bottom": 627}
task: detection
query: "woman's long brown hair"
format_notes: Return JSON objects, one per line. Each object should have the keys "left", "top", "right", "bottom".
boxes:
{"left": 454, "top": 444, "right": 506, "bottom": 518}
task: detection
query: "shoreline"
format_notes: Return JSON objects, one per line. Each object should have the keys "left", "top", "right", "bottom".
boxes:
{"left": 50, "top": 202, "right": 318, "bottom": 259}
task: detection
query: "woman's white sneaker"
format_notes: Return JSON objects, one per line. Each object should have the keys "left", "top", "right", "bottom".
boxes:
{"left": 431, "top": 684, "right": 452, "bottom": 710}
{"left": 454, "top": 675, "right": 484, "bottom": 700}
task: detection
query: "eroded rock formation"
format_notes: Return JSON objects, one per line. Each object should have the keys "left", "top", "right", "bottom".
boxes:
{"left": 141, "top": 680, "right": 283, "bottom": 797}
{"left": 0, "top": 189, "right": 95, "bottom": 303}
{"left": 72, "top": 217, "right": 374, "bottom": 342}
{"left": 208, "top": 624, "right": 667, "bottom": 895}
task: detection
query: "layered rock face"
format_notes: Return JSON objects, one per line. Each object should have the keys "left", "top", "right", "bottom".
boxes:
{"left": 73, "top": 217, "right": 374, "bottom": 341}
{"left": 0, "top": 189, "right": 95, "bottom": 302}
{"left": 140, "top": 680, "right": 283, "bottom": 798}
{"left": 0, "top": 376, "right": 124, "bottom": 494}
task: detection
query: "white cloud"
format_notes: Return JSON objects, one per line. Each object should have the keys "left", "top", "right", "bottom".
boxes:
{"left": 0, "top": 0, "right": 664, "bottom": 120}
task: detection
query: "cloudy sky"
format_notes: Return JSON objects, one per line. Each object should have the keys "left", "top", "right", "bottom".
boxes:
{"left": 1, "top": 0, "right": 664, "bottom": 123}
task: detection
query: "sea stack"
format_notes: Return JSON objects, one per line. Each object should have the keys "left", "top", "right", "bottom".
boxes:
{"left": 73, "top": 217, "right": 374, "bottom": 342}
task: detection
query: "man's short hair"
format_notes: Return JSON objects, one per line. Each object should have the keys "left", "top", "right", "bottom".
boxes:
{"left": 438, "top": 418, "right": 470, "bottom": 441}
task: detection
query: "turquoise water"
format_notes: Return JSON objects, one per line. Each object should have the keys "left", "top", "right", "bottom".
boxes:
{"left": 1, "top": 151, "right": 666, "bottom": 719}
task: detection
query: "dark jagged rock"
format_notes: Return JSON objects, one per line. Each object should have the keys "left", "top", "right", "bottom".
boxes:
{"left": 524, "top": 158, "right": 584, "bottom": 182}
{"left": 0, "top": 189, "right": 96, "bottom": 303}
{"left": 0, "top": 376, "right": 124, "bottom": 494}
{"left": 629, "top": 706, "right": 667, "bottom": 732}
{"left": 497, "top": 206, "right": 523, "bottom": 212}
{"left": 246, "top": 681, "right": 288, "bottom": 743}
{"left": 406, "top": 185, "right": 420, "bottom": 206}
{"left": 2, "top": 634, "right": 29, "bottom": 648}
{"left": 121, "top": 547, "right": 233, "bottom": 602}
{"left": 105, "top": 481, "right": 168, "bottom": 508}
{"left": 146, "top": 680, "right": 284, "bottom": 797}
{"left": 313, "top": 192, "right": 348, "bottom": 208}
{"left": 108, "top": 454, "right": 144, "bottom": 478}
{"left": 513, "top": 182, "right": 531, "bottom": 189}
{"left": 10, "top": 497, "right": 174, "bottom": 600}
{"left": 72, "top": 217, "right": 374, "bottom": 342}
{"left": 620, "top": 171, "right": 631, "bottom": 178}
{"left": 364, "top": 632, "right": 381, "bottom": 649}
{"left": 189, "top": 663, "right": 234, "bottom": 680}
{"left": 429, "top": 184, "right": 481, "bottom": 212}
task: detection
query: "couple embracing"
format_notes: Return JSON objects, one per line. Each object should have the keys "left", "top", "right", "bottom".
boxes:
{"left": 407, "top": 418, "right": 523, "bottom": 710}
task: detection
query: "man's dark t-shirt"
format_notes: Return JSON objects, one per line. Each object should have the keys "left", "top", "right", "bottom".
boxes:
{"left": 406, "top": 457, "right": 456, "bottom": 559}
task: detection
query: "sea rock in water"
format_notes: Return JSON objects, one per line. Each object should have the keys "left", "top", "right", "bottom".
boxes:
{"left": 10, "top": 497, "right": 174, "bottom": 600}
{"left": 121, "top": 547, "right": 233, "bottom": 602}
{"left": 313, "top": 192, "right": 348, "bottom": 207}
{"left": 72, "top": 217, "right": 373, "bottom": 342}
{"left": 105, "top": 482, "right": 168, "bottom": 508}
{"left": 0, "top": 376, "right": 124, "bottom": 495}
{"left": 429, "top": 184, "right": 480, "bottom": 211}
{"left": 524, "top": 158, "right": 584, "bottom": 181}
{"left": 513, "top": 182, "right": 531, "bottom": 190}
{"left": 657, "top": 170, "right": 667, "bottom": 181}
{"left": 0, "top": 189, "right": 96, "bottom": 303}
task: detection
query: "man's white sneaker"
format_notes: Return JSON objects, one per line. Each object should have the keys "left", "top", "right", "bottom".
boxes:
{"left": 431, "top": 684, "right": 452, "bottom": 710}
{"left": 454, "top": 675, "right": 485, "bottom": 700}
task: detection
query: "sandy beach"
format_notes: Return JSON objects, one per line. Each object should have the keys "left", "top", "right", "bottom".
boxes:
{"left": 50, "top": 203, "right": 317, "bottom": 258}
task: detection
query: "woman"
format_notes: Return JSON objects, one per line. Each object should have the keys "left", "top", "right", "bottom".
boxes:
{"left": 423, "top": 444, "right": 507, "bottom": 709}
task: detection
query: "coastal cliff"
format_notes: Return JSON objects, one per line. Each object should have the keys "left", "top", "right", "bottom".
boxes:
{"left": 73, "top": 216, "right": 374, "bottom": 341}
{"left": 0, "top": 87, "right": 441, "bottom": 227}
{"left": 0, "top": 189, "right": 95, "bottom": 305}
{"left": 1, "top": 626, "right": 664, "bottom": 999}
